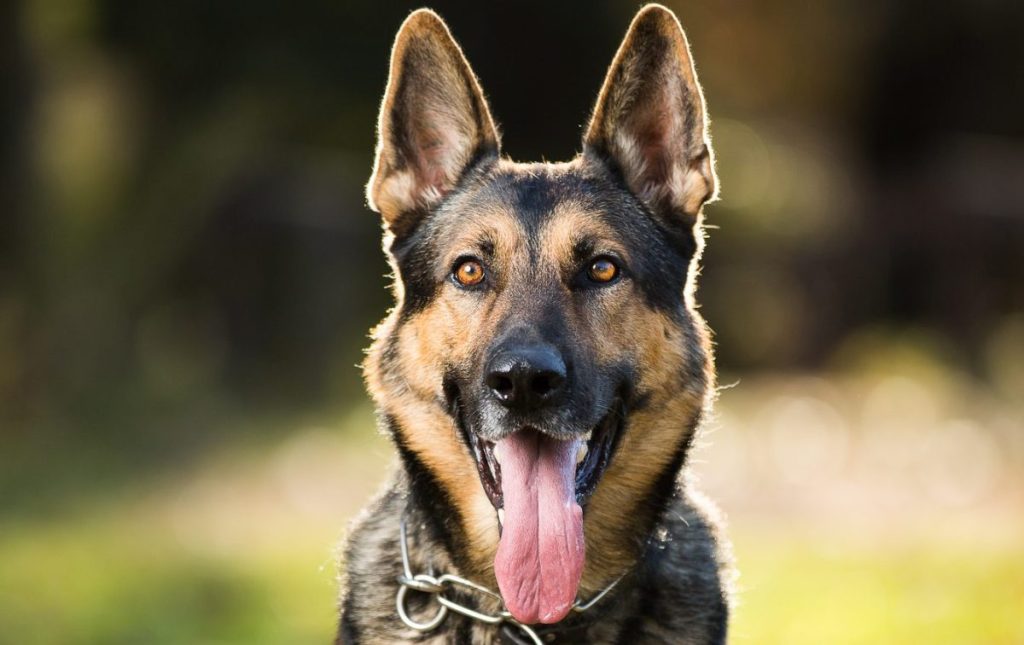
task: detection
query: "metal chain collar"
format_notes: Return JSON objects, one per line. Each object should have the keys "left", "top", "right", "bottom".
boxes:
{"left": 395, "top": 518, "right": 622, "bottom": 644}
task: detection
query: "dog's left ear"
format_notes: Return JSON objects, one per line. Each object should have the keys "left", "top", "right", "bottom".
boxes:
{"left": 584, "top": 4, "right": 717, "bottom": 224}
{"left": 367, "top": 9, "right": 500, "bottom": 233}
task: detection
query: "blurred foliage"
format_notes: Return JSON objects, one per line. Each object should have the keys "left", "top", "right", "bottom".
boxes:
{"left": 1, "top": 0, "right": 1023, "bottom": 642}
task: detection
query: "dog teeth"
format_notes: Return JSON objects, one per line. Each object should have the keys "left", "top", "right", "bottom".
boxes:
{"left": 576, "top": 442, "right": 588, "bottom": 464}
{"left": 497, "top": 508, "right": 505, "bottom": 527}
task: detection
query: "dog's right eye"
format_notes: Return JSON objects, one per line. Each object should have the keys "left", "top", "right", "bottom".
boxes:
{"left": 452, "top": 258, "right": 486, "bottom": 287}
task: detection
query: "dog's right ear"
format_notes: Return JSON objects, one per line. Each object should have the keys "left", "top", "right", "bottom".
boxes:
{"left": 367, "top": 9, "right": 500, "bottom": 233}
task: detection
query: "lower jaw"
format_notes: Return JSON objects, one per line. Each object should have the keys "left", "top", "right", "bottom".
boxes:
{"left": 461, "top": 401, "right": 626, "bottom": 520}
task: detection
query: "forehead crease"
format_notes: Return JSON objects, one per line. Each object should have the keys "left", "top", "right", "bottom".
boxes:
{"left": 540, "top": 202, "right": 619, "bottom": 261}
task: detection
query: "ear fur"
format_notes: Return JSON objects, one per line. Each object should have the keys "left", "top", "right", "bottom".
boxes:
{"left": 584, "top": 4, "right": 717, "bottom": 223}
{"left": 367, "top": 9, "right": 500, "bottom": 232}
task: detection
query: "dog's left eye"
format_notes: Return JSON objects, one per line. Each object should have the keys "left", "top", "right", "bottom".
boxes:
{"left": 586, "top": 257, "right": 620, "bottom": 284}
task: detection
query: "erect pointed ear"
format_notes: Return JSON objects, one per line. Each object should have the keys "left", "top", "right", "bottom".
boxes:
{"left": 584, "top": 4, "right": 717, "bottom": 224}
{"left": 367, "top": 9, "right": 500, "bottom": 232}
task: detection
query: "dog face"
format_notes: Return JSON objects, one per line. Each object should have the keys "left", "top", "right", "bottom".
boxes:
{"left": 364, "top": 5, "right": 717, "bottom": 625}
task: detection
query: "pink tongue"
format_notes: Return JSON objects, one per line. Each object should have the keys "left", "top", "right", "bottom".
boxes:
{"left": 494, "top": 430, "right": 584, "bottom": 625}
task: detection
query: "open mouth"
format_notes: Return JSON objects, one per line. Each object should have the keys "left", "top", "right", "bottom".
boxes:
{"left": 450, "top": 390, "right": 626, "bottom": 626}
{"left": 460, "top": 398, "right": 626, "bottom": 516}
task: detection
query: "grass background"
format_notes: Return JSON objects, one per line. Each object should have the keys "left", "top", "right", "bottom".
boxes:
{"left": 4, "top": 356, "right": 1021, "bottom": 644}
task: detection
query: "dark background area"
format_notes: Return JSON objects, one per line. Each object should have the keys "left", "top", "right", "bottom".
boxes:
{"left": 1, "top": 1, "right": 1022, "bottom": 643}
{"left": 3, "top": 0, "right": 1023, "bottom": 423}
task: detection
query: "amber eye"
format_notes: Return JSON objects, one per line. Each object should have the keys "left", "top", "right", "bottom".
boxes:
{"left": 587, "top": 257, "right": 619, "bottom": 283}
{"left": 453, "top": 259, "right": 486, "bottom": 287}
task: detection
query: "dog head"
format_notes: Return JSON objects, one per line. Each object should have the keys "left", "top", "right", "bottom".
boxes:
{"left": 364, "top": 4, "right": 717, "bottom": 625}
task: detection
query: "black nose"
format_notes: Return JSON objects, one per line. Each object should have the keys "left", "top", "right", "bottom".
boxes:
{"left": 485, "top": 345, "right": 567, "bottom": 411}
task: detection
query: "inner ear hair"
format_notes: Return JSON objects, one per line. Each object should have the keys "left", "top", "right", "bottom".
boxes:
{"left": 584, "top": 4, "right": 717, "bottom": 224}
{"left": 367, "top": 9, "right": 500, "bottom": 232}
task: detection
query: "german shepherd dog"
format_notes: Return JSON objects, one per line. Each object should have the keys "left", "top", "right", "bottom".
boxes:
{"left": 339, "top": 4, "right": 733, "bottom": 643}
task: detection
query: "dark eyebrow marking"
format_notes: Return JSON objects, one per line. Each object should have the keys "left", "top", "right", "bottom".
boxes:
{"left": 572, "top": 238, "right": 595, "bottom": 262}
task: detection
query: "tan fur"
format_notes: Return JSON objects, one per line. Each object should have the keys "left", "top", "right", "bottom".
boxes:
{"left": 365, "top": 313, "right": 497, "bottom": 576}
{"left": 540, "top": 204, "right": 627, "bottom": 272}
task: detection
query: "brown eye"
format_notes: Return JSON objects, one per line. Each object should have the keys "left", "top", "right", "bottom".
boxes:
{"left": 453, "top": 259, "right": 485, "bottom": 287}
{"left": 587, "top": 257, "right": 619, "bottom": 283}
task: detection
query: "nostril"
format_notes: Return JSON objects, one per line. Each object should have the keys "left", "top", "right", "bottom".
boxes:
{"left": 530, "top": 372, "right": 564, "bottom": 399}
{"left": 486, "top": 373, "right": 515, "bottom": 400}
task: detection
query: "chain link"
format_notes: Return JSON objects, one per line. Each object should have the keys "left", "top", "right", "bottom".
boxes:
{"left": 395, "top": 518, "right": 623, "bottom": 644}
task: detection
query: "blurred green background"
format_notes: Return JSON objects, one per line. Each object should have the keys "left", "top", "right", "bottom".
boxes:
{"left": 2, "top": 0, "right": 1023, "bottom": 643}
